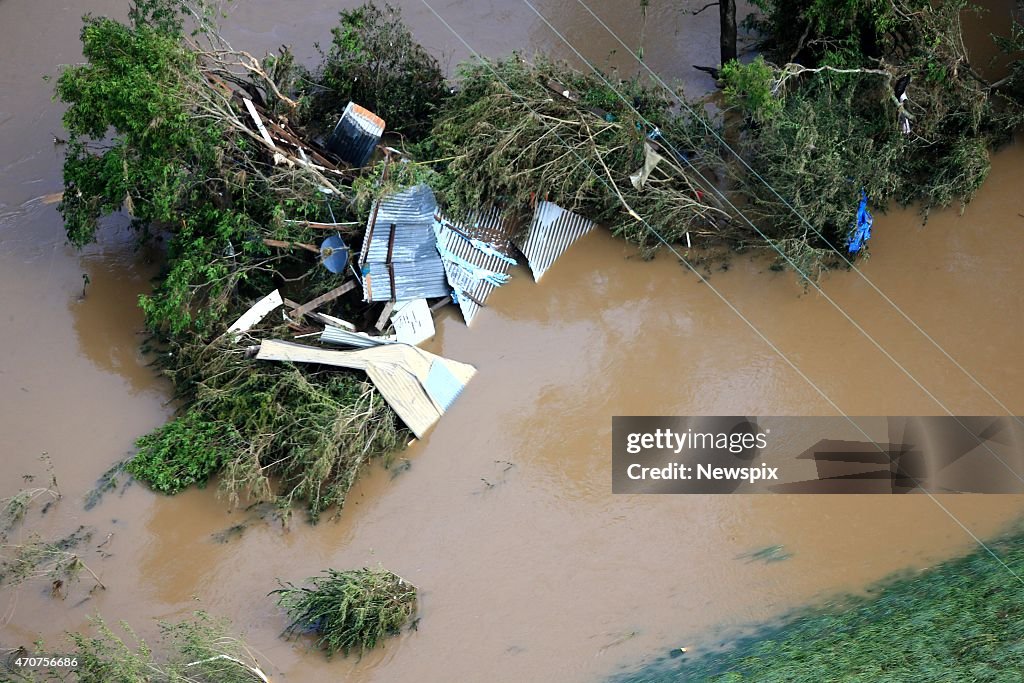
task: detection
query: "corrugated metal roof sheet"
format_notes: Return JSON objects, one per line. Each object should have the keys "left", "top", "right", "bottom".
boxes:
{"left": 256, "top": 339, "right": 475, "bottom": 438}
{"left": 326, "top": 102, "right": 385, "bottom": 167}
{"left": 513, "top": 201, "right": 596, "bottom": 282}
{"left": 424, "top": 360, "right": 465, "bottom": 410}
{"left": 320, "top": 326, "right": 395, "bottom": 348}
{"left": 360, "top": 185, "right": 451, "bottom": 302}
{"left": 362, "top": 260, "right": 450, "bottom": 302}
{"left": 433, "top": 210, "right": 517, "bottom": 325}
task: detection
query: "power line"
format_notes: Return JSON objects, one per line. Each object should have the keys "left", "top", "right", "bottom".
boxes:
{"left": 521, "top": 0, "right": 1024, "bottom": 489}
{"left": 573, "top": 0, "right": 1023, "bottom": 427}
{"left": 417, "top": 0, "right": 1024, "bottom": 587}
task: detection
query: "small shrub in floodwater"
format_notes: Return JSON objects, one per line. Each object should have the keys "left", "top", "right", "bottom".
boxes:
{"left": 127, "top": 411, "right": 236, "bottom": 494}
{"left": 272, "top": 567, "right": 417, "bottom": 656}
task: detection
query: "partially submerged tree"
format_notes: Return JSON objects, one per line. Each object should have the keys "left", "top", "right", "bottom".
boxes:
{"left": 301, "top": 2, "right": 449, "bottom": 140}
{"left": 55, "top": 0, "right": 417, "bottom": 521}
{"left": 272, "top": 568, "right": 418, "bottom": 656}
{"left": 54, "top": 0, "right": 1024, "bottom": 519}
{"left": 718, "top": 0, "right": 1024, "bottom": 269}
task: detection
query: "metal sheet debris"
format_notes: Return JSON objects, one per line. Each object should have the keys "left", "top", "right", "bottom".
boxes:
{"left": 256, "top": 339, "right": 475, "bottom": 438}
{"left": 327, "top": 102, "right": 385, "bottom": 167}
{"left": 320, "top": 326, "right": 395, "bottom": 348}
{"left": 433, "top": 209, "right": 517, "bottom": 325}
{"left": 424, "top": 361, "right": 465, "bottom": 411}
{"left": 391, "top": 299, "right": 435, "bottom": 345}
{"left": 228, "top": 289, "right": 282, "bottom": 334}
{"left": 360, "top": 185, "right": 451, "bottom": 302}
{"left": 514, "top": 201, "right": 596, "bottom": 282}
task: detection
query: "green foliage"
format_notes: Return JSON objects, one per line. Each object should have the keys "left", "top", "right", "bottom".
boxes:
{"left": 56, "top": 3, "right": 408, "bottom": 520}
{"left": 419, "top": 57, "right": 727, "bottom": 249}
{"left": 138, "top": 207, "right": 262, "bottom": 336}
{"left": 728, "top": 0, "right": 1024, "bottom": 267}
{"left": 736, "top": 74, "right": 906, "bottom": 251}
{"left": 721, "top": 57, "right": 783, "bottom": 124}
{"left": 127, "top": 410, "right": 237, "bottom": 494}
{"left": 173, "top": 339, "right": 406, "bottom": 522}
{"left": 18, "top": 612, "right": 267, "bottom": 682}
{"left": 613, "top": 529, "right": 1024, "bottom": 682}
{"left": 56, "top": 15, "right": 221, "bottom": 246}
{"left": 302, "top": 2, "right": 448, "bottom": 139}
{"left": 272, "top": 567, "right": 417, "bottom": 656}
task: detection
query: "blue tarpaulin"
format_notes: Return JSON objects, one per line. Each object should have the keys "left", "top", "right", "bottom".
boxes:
{"left": 847, "top": 190, "right": 874, "bottom": 254}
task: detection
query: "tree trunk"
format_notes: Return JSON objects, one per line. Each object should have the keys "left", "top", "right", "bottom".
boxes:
{"left": 719, "top": 0, "right": 737, "bottom": 65}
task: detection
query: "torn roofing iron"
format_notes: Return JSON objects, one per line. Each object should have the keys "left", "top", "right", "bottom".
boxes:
{"left": 256, "top": 339, "right": 475, "bottom": 438}
{"left": 326, "top": 102, "right": 385, "bottom": 167}
{"left": 320, "top": 325, "right": 395, "bottom": 348}
{"left": 433, "top": 209, "right": 517, "bottom": 325}
{"left": 360, "top": 184, "right": 451, "bottom": 302}
{"left": 513, "top": 201, "right": 596, "bottom": 282}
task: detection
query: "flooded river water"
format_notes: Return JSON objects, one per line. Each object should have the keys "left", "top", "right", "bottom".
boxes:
{"left": 2, "top": 1, "right": 1023, "bottom": 682}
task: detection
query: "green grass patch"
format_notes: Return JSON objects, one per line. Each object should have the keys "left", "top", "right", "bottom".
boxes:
{"left": 612, "top": 529, "right": 1024, "bottom": 682}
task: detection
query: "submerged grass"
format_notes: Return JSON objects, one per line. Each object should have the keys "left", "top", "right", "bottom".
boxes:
{"left": 272, "top": 567, "right": 417, "bottom": 656}
{"left": 613, "top": 529, "right": 1024, "bottom": 682}
{"left": 9, "top": 612, "right": 270, "bottom": 682}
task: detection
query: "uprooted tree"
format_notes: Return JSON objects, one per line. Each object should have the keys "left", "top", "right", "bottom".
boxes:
{"left": 56, "top": 0, "right": 1024, "bottom": 518}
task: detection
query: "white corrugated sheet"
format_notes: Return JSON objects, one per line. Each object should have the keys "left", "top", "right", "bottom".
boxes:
{"left": 514, "top": 201, "right": 596, "bottom": 282}
{"left": 256, "top": 340, "right": 475, "bottom": 438}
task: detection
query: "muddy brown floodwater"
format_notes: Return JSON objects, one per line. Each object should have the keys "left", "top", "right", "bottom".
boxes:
{"left": 2, "top": 1, "right": 1023, "bottom": 682}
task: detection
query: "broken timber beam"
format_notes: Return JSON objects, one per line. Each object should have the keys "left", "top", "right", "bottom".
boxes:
{"left": 290, "top": 280, "right": 357, "bottom": 320}
{"left": 243, "top": 98, "right": 276, "bottom": 151}
{"left": 227, "top": 289, "right": 283, "bottom": 335}
{"left": 263, "top": 238, "right": 320, "bottom": 254}
{"left": 375, "top": 301, "right": 395, "bottom": 331}
{"left": 429, "top": 296, "right": 452, "bottom": 313}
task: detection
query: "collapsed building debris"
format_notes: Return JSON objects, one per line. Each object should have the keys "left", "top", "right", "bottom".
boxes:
{"left": 514, "top": 201, "right": 596, "bottom": 282}
{"left": 256, "top": 339, "right": 474, "bottom": 438}
{"left": 359, "top": 184, "right": 451, "bottom": 302}
{"left": 433, "top": 209, "right": 517, "bottom": 325}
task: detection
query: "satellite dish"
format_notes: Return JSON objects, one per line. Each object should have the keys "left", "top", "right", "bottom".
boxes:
{"left": 320, "top": 235, "right": 350, "bottom": 274}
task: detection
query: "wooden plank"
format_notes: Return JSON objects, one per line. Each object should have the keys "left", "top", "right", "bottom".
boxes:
{"left": 283, "top": 220, "right": 360, "bottom": 231}
{"left": 386, "top": 223, "right": 397, "bottom": 302}
{"left": 228, "top": 289, "right": 283, "bottom": 335}
{"left": 243, "top": 98, "right": 277, "bottom": 151}
{"left": 375, "top": 301, "right": 395, "bottom": 331}
{"left": 290, "top": 280, "right": 357, "bottom": 320}
{"left": 265, "top": 121, "right": 340, "bottom": 170}
{"left": 429, "top": 296, "right": 452, "bottom": 313}
{"left": 263, "top": 238, "right": 319, "bottom": 254}
{"left": 309, "top": 312, "right": 357, "bottom": 331}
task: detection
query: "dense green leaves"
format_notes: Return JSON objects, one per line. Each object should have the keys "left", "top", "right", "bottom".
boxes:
{"left": 273, "top": 568, "right": 418, "bottom": 656}
{"left": 57, "top": 16, "right": 220, "bottom": 246}
{"left": 127, "top": 411, "right": 236, "bottom": 493}
{"left": 302, "top": 2, "right": 448, "bottom": 139}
